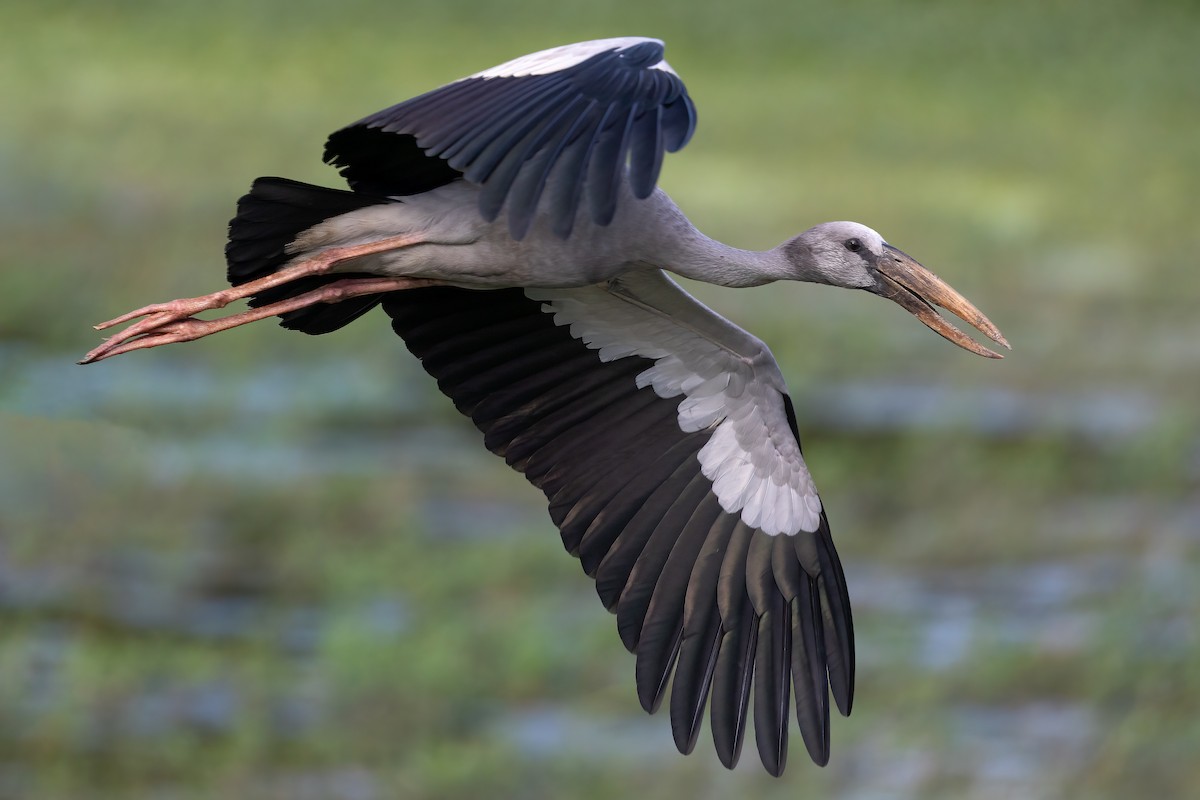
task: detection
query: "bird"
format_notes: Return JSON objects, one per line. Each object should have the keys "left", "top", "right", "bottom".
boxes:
{"left": 80, "top": 37, "right": 1009, "bottom": 775}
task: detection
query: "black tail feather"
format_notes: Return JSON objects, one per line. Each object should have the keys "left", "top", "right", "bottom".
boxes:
{"left": 224, "top": 177, "right": 391, "bottom": 335}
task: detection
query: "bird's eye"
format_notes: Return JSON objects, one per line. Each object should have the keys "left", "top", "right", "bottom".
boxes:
{"left": 844, "top": 238, "right": 862, "bottom": 253}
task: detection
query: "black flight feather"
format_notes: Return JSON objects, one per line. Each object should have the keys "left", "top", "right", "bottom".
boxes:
{"left": 324, "top": 39, "right": 696, "bottom": 239}
{"left": 379, "top": 285, "right": 853, "bottom": 775}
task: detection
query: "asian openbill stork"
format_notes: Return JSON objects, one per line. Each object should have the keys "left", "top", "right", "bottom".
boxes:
{"left": 80, "top": 37, "right": 1009, "bottom": 775}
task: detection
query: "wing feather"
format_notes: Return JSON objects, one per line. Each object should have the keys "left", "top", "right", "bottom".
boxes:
{"left": 324, "top": 37, "right": 697, "bottom": 238}
{"left": 578, "top": 435, "right": 708, "bottom": 585}
{"left": 668, "top": 511, "right": 738, "bottom": 753}
{"left": 628, "top": 105, "right": 665, "bottom": 198}
{"left": 753, "top": 588, "right": 792, "bottom": 777}
{"left": 636, "top": 492, "right": 724, "bottom": 712}
{"left": 617, "top": 470, "right": 713, "bottom": 653}
{"left": 380, "top": 280, "right": 854, "bottom": 775}
{"left": 711, "top": 600, "right": 757, "bottom": 769}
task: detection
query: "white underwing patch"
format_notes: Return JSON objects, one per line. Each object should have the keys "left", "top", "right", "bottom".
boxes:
{"left": 526, "top": 274, "right": 822, "bottom": 535}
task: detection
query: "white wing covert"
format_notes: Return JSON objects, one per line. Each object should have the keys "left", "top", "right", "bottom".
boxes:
{"left": 528, "top": 270, "right": 823, "bottom": 537}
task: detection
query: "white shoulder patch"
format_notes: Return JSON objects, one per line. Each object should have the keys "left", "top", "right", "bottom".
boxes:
{"left": 470, "top": 37, "right": 675, "bottom": 79}
{"left": 526, "top": 272, "right": 822, "bottom": 535}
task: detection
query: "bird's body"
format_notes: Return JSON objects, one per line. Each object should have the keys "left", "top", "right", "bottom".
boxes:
{"left": 81, "top": 36, "right": 1008, "bottom": 776}
{"left": 289, "top": 180, "right": 697, "bottom": 288}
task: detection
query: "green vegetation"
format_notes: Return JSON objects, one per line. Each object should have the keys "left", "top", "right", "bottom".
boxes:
{"left": 2, "top": 0, "right": 1197, "bottom": 797}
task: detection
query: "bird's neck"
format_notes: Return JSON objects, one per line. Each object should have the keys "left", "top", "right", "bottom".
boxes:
{"left": 658, "top": 228, "right": 796, "bottom": 288}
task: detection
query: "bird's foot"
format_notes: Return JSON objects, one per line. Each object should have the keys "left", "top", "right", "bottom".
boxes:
{"left": 79, "top": 274, "right": 440, "bottom": 364}
{"left": 80, "top": 233, "right": 431, "bottom": 364}
{"left": 81, "top": 315, "right": 234, "bottom": 363}
{"left": 81, "top": 287, "right": 254, "bottom": 363}
{"left": 94, "top": 291, "right": 240, "bottom": 333}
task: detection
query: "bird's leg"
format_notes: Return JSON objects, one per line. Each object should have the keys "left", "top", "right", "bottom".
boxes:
{"left": 79, "top": 275, "right": 441, "bottom": 364}
{"left": 80, "top": 233, "right": 431, "bottom": 364}
{"left": 95, "top": 234, "right": 426, "bottom": 333}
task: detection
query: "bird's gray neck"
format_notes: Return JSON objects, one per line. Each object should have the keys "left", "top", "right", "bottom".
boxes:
{"left": 667, "top": 237, "right": 796, "bottom": 287}
{"left": 655, "top": 226, "right": 798, "bottom": 288}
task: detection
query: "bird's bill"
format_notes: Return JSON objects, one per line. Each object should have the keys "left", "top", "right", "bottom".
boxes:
{"left": 874, "top": 246, "right": 1010, "bottom": 359}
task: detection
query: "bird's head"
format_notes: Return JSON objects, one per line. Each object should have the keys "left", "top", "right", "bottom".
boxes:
{"left": 786, "top": 221, "right": 1010, "bottom": 359}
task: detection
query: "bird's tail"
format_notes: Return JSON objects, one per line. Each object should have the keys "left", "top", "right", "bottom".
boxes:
{"left": 225, "top": 177, "right": 391, "bottom": 335}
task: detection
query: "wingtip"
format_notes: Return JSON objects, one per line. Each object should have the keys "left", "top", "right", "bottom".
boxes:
{"left": 715, "top": 741, "right": 742, "bottom": 771}
{"left": 761, "top": 747, "right": 787, "bottom": 778}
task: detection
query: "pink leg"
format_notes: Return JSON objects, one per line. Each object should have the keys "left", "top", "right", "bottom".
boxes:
{"left": 97, "top": 233, "right": 425, "bottom": 329}
{"left": 80, "top": 275, "right": 441, "bottom": 364}
{"left": 81, "top": 232, "right": 436, "bottom": 364}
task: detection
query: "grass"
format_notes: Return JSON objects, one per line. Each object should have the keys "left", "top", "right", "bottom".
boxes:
{"left": 2, "top": 0, "right": 1198, "bottom": 797}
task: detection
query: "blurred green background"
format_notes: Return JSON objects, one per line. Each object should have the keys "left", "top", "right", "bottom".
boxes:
{"left": 2, "top": 0, "right": 1198, "bottom": 797}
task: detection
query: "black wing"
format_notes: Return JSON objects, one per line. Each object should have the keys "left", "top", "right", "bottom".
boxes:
{"left": 381, "top": 286, "right": 854, "bottom": 775}
{"left": 324, "top": 37, "right": 697, "bottom": 240}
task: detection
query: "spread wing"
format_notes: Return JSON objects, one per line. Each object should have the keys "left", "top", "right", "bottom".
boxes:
{"left": 381, "top": 271, "right": 854, "bottom": 775}
{"left": 324, "top": 37, "right": 697, "bottom": 240}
